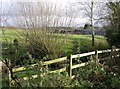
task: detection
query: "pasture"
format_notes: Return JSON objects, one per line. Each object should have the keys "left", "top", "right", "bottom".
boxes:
{"left": 1, "top": 28, "right": 109, "bottom": 55}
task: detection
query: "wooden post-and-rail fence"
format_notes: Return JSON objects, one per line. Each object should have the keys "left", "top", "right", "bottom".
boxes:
{"left": 2, "top": 48, "right": 119, "bottom": 86}
{"left": 11, "top": 48, "right": 120, "bottom": 80}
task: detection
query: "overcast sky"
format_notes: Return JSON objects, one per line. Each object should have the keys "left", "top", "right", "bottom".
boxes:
{"left": 1, "top": 0, "right": 109, "bottom": 27}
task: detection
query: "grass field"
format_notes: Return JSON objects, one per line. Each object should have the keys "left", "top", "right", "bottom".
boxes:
{"left": 1, "top": 29, "right": 110, "bottom": 55}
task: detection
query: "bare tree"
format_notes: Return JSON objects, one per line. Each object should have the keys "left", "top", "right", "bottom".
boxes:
{"left": 74, "top": 1, "right": 107, "bottom": 46}
{"left": 90, "top": 2, "right": 94, "bottom": 46}
{"left": 11, "top": 1, "right": 75, "bottom": 60}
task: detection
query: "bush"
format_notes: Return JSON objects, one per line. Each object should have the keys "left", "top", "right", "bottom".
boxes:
{"left": 72, "top": 61, "right": 120, "bottom": 89}
{"left": 18, "top": 61, "right": 71, "bottom": 87}
{"left": 106, "top": 26, "right": 120, "bottom": 47}
{"left": 25, "top": 30, "right": 67, "bottom": 60}
{"left": 2, "top": 39, "right": 33, "bottom": 66}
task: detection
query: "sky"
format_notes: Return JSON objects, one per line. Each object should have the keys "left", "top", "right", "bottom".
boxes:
{"left": 0, "top": 0, "right": 110, "bottom": 27}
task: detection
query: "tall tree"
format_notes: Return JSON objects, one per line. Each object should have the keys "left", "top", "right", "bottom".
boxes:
{"left": 90, "top": 2, "right": 94, "bottom": 46}
{"left": 74, "top": 1, "right": 107, "bottom": 46}
{"left": 105, "top": 2, "right": 120, "bottom": 47}
{"left": 75, "top": 1, "right": 95, "bottom": 46}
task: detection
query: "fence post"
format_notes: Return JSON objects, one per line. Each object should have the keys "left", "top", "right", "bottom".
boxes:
{"left": 0, "top": 61, "right": 2, "bottom": 89}
{"left": 95, "top": 50, "right": 98, "bottom": 64}
{"left": 8, "top": 68, "right": 11, "bottom": 87}
{"left": 110, "top": 46, "right": 117, "bottom": 59}
{"left": 68, "top": 54, "right": 72, "bottom": 78}
{"left": 45, "top": 65, "right": 48, "bottom": 70}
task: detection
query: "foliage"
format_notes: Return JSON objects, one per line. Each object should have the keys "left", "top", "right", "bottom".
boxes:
{"left": 72, "top": 61, "right": 120, "bottom": 88}
{"left": 2, "top": 58, "right": 120, "bottom": 88}
{"left": 84, "top": 23, "right": 91, "bottom": 29}
{"left": 40, "top": 72, "right": 71, "bottom": 87}
{"left": 26, "top": 30, "right": 67, "bottom": 60}
{"left": 2, "top": 40, "right": 33, "bottom": 66}
{"left": 105, "top": 2, "right": 120, "bottom": 47}
{"left": 13, "top": 61, "right": 71, "bottom": 87}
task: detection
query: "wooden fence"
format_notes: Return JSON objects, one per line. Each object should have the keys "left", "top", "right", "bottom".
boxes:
{"left": 12, "top": 48, "right": 120, "bottom": 80}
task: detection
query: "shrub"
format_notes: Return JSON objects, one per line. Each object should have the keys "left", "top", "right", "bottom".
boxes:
{"left": 26, "top": 30, "right": 67, "bottom": 60}
{"left": 72, "top": 61, "right": 120, "bottom": 89}
{"left": 19, "top": 61, "right": 71, "bottom": 87}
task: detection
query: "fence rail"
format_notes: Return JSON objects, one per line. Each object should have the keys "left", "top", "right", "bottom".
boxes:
{"left": 12, "top": 48, "right": 120, "bottom": 80}
{"left": 43, "top": 57, "right": 67, "bottom": 65}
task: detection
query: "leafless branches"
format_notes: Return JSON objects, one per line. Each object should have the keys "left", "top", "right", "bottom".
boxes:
{"left": 12, "top": 1, "right": 75, "bottom": 59}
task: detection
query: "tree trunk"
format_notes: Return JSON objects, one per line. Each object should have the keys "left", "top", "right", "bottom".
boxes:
{"left": 91, "top": 2, "right": 94, "bottom": 46}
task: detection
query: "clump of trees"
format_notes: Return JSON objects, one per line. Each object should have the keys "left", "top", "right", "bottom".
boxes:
{"left": 105, "top": 2, "right": 120, "bottom": 47}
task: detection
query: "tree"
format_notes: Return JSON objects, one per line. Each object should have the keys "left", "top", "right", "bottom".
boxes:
{"left": 83, "top": 23, "right": 91, "bottom": 29}
{"left": 105, "top": 2, "right": 120, "bottom": 47}
{"left": 74, "top": 1, "right": 107, "bottom": 46}
{"left": 90, "top": 2, "right": 94, "bottom": 46}
{"left": 74, "top": 1, "right": 95, "bottom": 46}
{"left": 11, "top": 2, "right": 75, "bottom": 60}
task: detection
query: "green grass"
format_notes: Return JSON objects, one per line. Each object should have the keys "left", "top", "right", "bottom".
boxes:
{"left": 1, "top": 29, "right": 110, "bottom": 55}
{"left": 64, "top": 34, "right": 109, "bottom": 54}
{"left": 0, "top": 29, "right": 23, "bottom": 42}
{"left": 1, "top": 28, "right": 110, "bottom": 62}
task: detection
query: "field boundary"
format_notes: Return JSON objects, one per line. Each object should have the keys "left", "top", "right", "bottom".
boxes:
{"left": 12, "top": 48, "right": 120, "bottom": 80}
